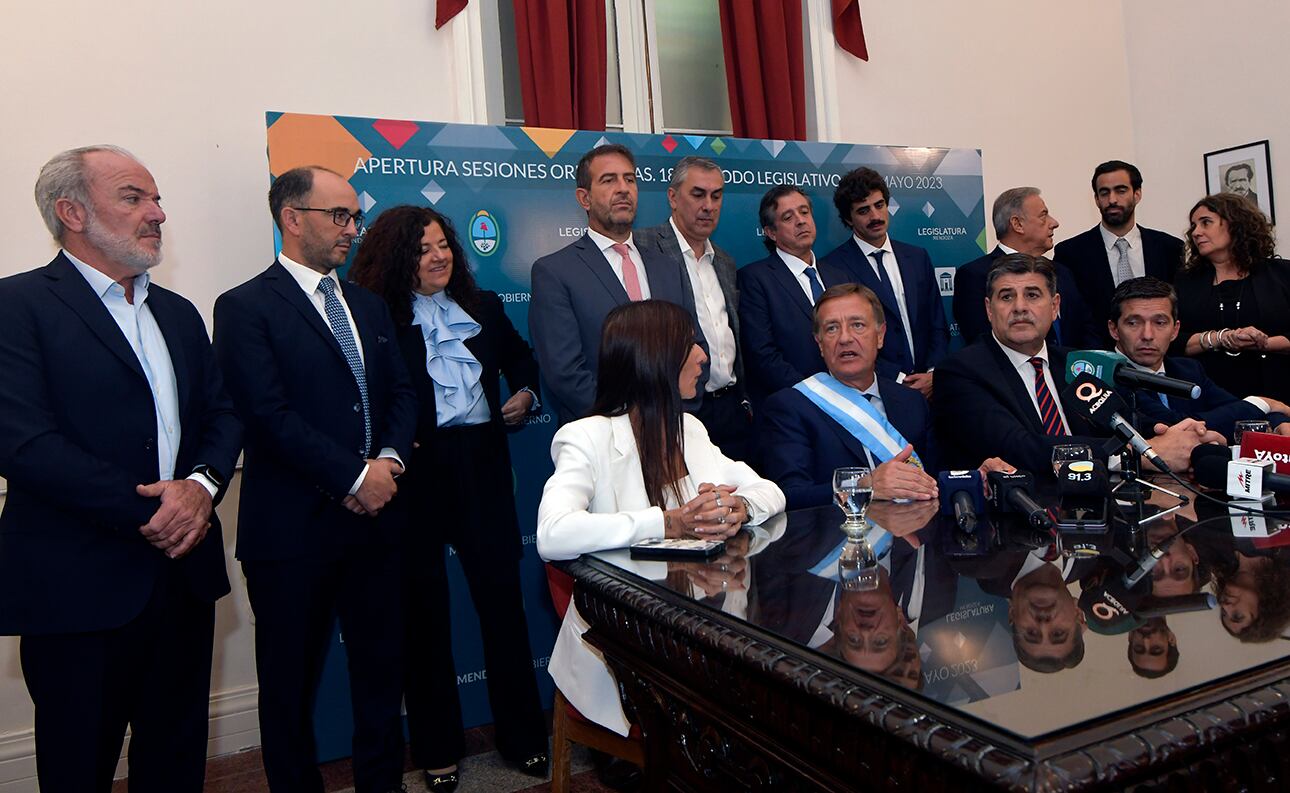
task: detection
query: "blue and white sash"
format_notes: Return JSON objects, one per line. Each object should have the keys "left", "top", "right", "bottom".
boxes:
{"left": 793, "top": 373, "right": 922, "bottom": 468}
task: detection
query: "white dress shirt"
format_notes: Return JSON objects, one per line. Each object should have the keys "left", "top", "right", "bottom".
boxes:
{"left": 279, "top": 253, "right": 401, "bottom": 495}
{"left": 670, "top": 218, "right": 736, "bottom": 391}
{"left": 992, "top": 336, "right": 1071, "bottom": 434}
{"left": 1099, "top": 223, "right": 1146, "bottom": 285}
{"left": 775, "top": 247, "right": 822, "bottom": 304}
{"left": 586, "top": 228, "right": 650, "bottom": 299}
{"left": 853, "top": 235, "right": 916, "bottom": 366}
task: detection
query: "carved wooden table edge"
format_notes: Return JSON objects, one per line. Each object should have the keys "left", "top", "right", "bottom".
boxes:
{"left": 565, "top": 556, "right": 1290, "bottom": 792}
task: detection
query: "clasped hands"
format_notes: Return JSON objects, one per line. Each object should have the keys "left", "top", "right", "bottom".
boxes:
{"left": 136, "top": 479, "right": 214, "bottom": 560}
{"left": 342, "top": 457, "right": 405, "bottom": 517}
{"left": 663, "top": 482, "right": 748, "bottom": 541}
{"left": 1218, "top": 325, "right": 1268, "bottom": 351}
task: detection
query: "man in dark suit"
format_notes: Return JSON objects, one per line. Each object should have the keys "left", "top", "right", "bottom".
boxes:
{"left": 737, "top": 185, "right": 851, "bottom": 404}
{"left": 213, "top": 166, "right": 417, "bottom": 793}
{"left": 936, "top": 255, "right": 1209, "bottom": 475}
{"left": 0, "top": 145, "right": 241, "bottom": 793}
{"left": 1053, "top": 161, "right": 1184, "bottom": 347}
{"left": 1107, "top": 277, "right": 1290, "bottom": 442}
{"left": 635, "top": 156, "right": 751, "bottom": 459}
{"left": 1224, "top": 162, "right": 1260, "bottom": 207}
{"left": 951, "top": 187, "right": 1099, "bottom": 348}
{"left": 822, "top": 167, "right": 949, "bottom": 397}
{"left": 529, "top": 143, "right": 697, "bottom": 424}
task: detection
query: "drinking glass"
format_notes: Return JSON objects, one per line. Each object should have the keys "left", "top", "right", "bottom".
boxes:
{"left": 1233, "top": 420, "right": 1272, "bottom": 458}
{"left": 833, "top": 466, "right": 873, "bottom": 537}
{"left": 1051, "top": 443, "right": 1093, "bottom": 475}
{"left": 838, "top": 537, "right": 879, "bottom": 591}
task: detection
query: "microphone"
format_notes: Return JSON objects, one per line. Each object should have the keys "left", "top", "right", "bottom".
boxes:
{"left": 1123, "top": 533, "right": 1175, "bottom": 588}
{"left": 1066, "top": 349, "right": 1201, "bottom": 400}
{"left": 1055, "top": 459, "right": 1111, "bottom": 533}
{"left": 1056, "top": 459, "right": 1110, "bottom": 497}
{"left": 1137, "top": 593, "right": 1217, "bottom": 619}
{"left": 986, "top": 470, "right": 1052, "bottom": 529}
{"left": 938, "top": 470, "right": 985, "bottom": 532}
{"left": 1062, "top": 373, "right": 1171, "bottom": 473}
{"left": 1192, "top": 446, "right": 1290, "bottom": 500}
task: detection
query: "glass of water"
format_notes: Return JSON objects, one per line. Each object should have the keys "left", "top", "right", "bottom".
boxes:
{"left": 1051, "top": 443, "right": 1093, "bottom": 475}
{"left": 833, "top": 466, "right": 873, "bottom": 537}
{"left": 1233, "top": 419, "right": 1272, "bottom": 457}
{"left": 838, "top": 537, "right": 880, "bottom": 591}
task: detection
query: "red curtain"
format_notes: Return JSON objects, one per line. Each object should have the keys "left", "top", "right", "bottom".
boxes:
{"left": 513, "top": 0, "right": 608, "bottom": 130}
{"left": 717, "top": 0, "right": 806, "bottom": 141}
{"left": 832, "top": 0, "right": 869, "bottom": 60}
{"left": 435, "top": 0, "right": 467, "bottom": 29}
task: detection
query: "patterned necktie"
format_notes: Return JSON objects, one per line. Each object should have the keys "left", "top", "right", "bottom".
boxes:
{"left": 803, "top": 266, "right": 825, "bottom": 303}
{"left": 1114, "top": 237, "right": 1133, "bottom": 286}
{"left": 1029, "top": 357, "right": 1067, "bottom": 436}
{"left": 612, "top": 242, "right": 643, "bottom": 301}
{"left": 318, "top": 277, "right": 372, "bottom": 455}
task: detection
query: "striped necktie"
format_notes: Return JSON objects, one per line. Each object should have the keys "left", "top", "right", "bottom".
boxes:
{"left": 318, "top": 277, "right": 372, "bottom": 455}
{"left": 1029, "top": 357, "right": 1067, "bottom": 436}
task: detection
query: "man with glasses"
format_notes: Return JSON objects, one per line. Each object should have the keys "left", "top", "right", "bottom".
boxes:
{"left": 213, "top": 166, "right": 416, "bottom": 793}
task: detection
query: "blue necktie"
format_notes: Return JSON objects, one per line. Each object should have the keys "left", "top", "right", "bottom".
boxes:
{"left": 803, "top": 266, "right": 825, "bottom": 303}
{"left": 318, "top": 277, "right": 372, "bottom": 456}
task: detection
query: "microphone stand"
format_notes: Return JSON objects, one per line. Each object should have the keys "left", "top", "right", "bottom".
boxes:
{"left": 1111, "top": 390, "right": 1188, "bottom": 528}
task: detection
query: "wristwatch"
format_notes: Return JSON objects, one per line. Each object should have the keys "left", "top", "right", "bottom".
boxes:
{"left": 190, "top": 464, "right": 225, "bottom": 491}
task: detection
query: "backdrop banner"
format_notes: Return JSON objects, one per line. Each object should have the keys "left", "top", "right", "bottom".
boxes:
{"left": 264, "top": 111, "right": 986, "bottom": 760}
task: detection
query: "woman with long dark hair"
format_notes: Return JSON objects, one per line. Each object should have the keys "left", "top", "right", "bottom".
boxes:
{"left": 349, "top": 205, "right": 547, "bottom": 791}
{"left": 1172, "top": 193, "right": 1290, "bottom": 402}
{"left": 536, "top": 300, "right": 785, "bottom": 734}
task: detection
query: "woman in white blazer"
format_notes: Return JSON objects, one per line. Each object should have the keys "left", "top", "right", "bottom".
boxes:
{"left": 536, "top": 300, "right": 786, "bottom": 736}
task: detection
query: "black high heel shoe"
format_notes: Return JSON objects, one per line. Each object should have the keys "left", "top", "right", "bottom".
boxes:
{"left": 424, "top": 769, "right": 459, "bottom": 792}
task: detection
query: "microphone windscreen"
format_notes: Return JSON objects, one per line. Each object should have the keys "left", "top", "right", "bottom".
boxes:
{"left": 1057, "top": 459, "right": 1110, "bottom": 496}
{"left": 1061, "top": 373, "right": 1128, "bottom": 430}
{"left": 1065, "top": 349, "right": 1128, "bottom": 385}
{"left": 1191, "top": 444, "right": 1234, "bottom": 488}
{"left": 938, "top": 470, "right": 984, "bottom": 516}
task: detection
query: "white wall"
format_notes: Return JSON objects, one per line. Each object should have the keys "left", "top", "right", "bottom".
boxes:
{"left": 1124, "top": 0, "right": 1289, "bottom": 252}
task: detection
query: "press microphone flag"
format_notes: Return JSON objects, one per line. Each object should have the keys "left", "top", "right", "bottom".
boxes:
{"left": 1065, "top": 349, "right": 1200, "bottom": 400}
{"left": 1062, "top": 373, "right": 1171, "bottom": 472}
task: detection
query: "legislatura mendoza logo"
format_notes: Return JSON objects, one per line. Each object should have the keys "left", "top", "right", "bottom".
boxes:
{"left": 470, "top": 210, "right": 499, "bottom": 256}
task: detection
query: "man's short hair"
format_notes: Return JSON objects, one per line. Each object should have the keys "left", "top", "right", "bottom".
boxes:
{"left": 1225, "top": 162, "right": 1255, "bottom": 183}
{"left": 1015, "top": 630, "right": 1085, "bottom": 673}
{"left": 269, "top": 166, "right": 343, "bottom": 232}
{"left": 575, "top": 143, "right": 635, "bottom": 191}
{"left": 832, "top": 167, "right": 890, "bottom": 226}
{"left": 985, "top": 253, "right": 1057, "bottom": 298}
{"left": 812, "top": 282, "right": 886, "bottom": 333}
{"left": 34, "top": 144, "right": 140, "bottom": 242}
{"left": 1092, "top": 160, "right": 1143, "bottom": 191}
{"left": 668, "top": 155, "right": 721, "bottom": 191}
{"left": 1128, "top": 640, "right": 1180, "bottom": 679}
{"left": 991, "top": 187, "right": 1041, "bottom": 239}
{"left": 1109, "top": 276, "right": 1177, "bottom": 322}
{"left": 758, "top": 185, "right": 809, "bottom": 252}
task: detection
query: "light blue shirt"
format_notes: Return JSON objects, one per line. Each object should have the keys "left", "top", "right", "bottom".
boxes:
{"left": 66, "top": 252, "right": 181, "bottom": 481}
{"left": 411, "top": 291, "right": 490, "bottom": 427}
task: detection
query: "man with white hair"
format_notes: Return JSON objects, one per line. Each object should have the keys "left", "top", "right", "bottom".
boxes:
{"left": 0, "top": 145, "right": 241, "bottom": 792}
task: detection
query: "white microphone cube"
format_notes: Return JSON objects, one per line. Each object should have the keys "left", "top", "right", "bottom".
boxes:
{"left": 1227, "top": 457, "right": 1277, "bottom": 502}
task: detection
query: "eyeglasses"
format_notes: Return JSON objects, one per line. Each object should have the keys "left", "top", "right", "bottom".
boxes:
{"left": 291, "top": 207, "right": 365, "bottom": 230}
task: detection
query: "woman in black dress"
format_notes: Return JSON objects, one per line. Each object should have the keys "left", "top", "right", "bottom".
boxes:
{"left": 349, "top": 206, "right": 547, "bottom": 792}
{"left": 1171, "top": 193, "right": 1290, "bottom": 402}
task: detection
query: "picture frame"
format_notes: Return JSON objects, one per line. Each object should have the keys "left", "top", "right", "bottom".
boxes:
{"left": 1204, "top": 139, "right": 1275, "bottom": 224}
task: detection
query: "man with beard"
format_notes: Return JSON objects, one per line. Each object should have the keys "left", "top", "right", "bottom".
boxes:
{"left": 0, "top": 146, "right": 241, "bottom": 792}
{"left": 1054, "top": 161, "right": 1183, "bottom": 347}
{"left": 822, "top": 167, "right": 948, "bottom": 398}
{"left": 529, "top": 144, "right": 698, "bottom": 424}
{"left": 213, "top": 166, "right": 417, "bottom": 793}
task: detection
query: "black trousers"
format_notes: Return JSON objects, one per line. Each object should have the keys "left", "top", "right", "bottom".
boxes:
{"left": 20, "top": 565, "right": 215, "bottom": 793}
{"left": 402, "top": 424, "right": 547, "bottom": 770}
{"left": 243, "top": 540, "right": 405, "bottom": 793}
{"left": 693, "top": 385, "right": 755, "bottom": 466}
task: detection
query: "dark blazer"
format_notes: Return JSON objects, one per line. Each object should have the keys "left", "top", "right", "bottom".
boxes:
{"left": 736, "top": 253, "right": 851, "bottom": 402}
{"left": 213, "top": 261, "right": 417, "bottom": 561}
{"left": 529, "top": 231, "right": 697, "bottom": 424}
{"left": 1054, "top": 224, "right": 1184, "bottom": 347}
{"left": 759, "top": 378, "right": 938, "bottom": 510}
{"left": 951, "top": 246, "right": 1100, "bottom": 349}
{"left": 821, "top": 237, "right": 950, "bottom": 378}
{"left": 0, "top": 254, "right": 241, "bottom": 636}
{"left": 1126, "top": 355, "right": 1287, "bottom": 442}
{"left": 635, "top": 221, "right": 745, "bottom": 398}
{"left": 933, "top": 338, "right": 1108, "bottom": 473}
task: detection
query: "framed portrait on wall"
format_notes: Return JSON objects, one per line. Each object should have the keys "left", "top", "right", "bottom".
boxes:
{"left": 1205, "top": 140, "right": 1275, "bottom": 223}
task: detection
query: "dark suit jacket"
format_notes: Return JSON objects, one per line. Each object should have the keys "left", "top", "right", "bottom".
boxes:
{"left": 0, "top": 253, "right": 241, "bottom": 636}
{"left": 951, "top": 246, "right": 1100, "bottom": 349}
{"left": 759, "top": 378, "right": 938, "bottom": 510}
{"left": 933, "top": 338, "right": 1108, "bottom": 473}
{"left": 736, "top": 252, "right": 851, "bottom": 402}
{"left": 635, "top": 221, "right": 745, "bottom": 399}
{"left": 821, "top": 237, "right": 950, "bottom": 378}
{"left": 1054, "top": 224, "right": 1183, "bottom": 347}
{"left": 213, "top": 261, "right": 417, "bottom": 562}
{"left": 529, "top": 231, "right": 697, "bottom": 424}
{"left": 1126, "top": 355, "right": 1286, "bottom": 442}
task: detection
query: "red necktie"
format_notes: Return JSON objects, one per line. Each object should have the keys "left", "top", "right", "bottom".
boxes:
{"left": 612, "top": 242, "right": 643, "bottom": 301}
{"left": 1030, "top": 357, "right": 1067, "bottom": 436}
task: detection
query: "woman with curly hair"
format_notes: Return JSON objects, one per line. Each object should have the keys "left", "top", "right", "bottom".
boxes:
{"left": 1214, "top": 549, "right": 1290, "bottom": 643}
{"left": 349, "top": 206, "right": 548, "bottom": 791}
{"left": 1171, "top": 193, "right": 1290, "bottom": 402}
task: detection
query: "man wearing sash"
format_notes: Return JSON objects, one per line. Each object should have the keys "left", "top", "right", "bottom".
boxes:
{"left": 761, "top": 284, "right": 1004, "bottom": 509}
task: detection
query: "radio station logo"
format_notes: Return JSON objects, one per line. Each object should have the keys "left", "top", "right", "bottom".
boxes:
{"left": 470, "top": 210, "right": 499, "bottom": 256}
{"left": 1070, "top": 360, "right": 1099, "bottom": 378}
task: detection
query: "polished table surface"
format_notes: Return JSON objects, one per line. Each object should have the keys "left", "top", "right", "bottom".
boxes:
{"left": 569, "top": 482, "right": 1290, "bottom": 790}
